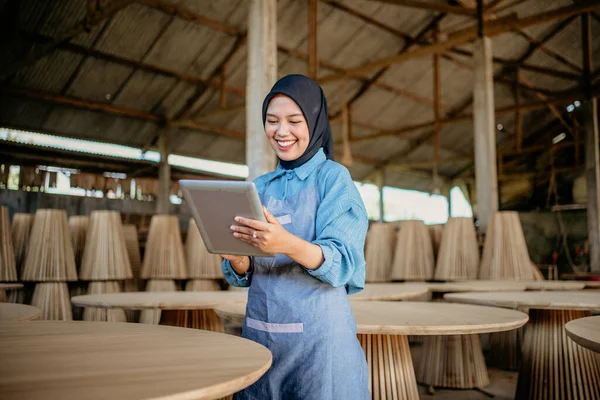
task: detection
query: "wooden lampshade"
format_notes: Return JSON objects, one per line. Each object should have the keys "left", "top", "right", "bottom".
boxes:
{"left": 11, "top": 213, "right": 34, "bottom": 277}
{"left": 186, "top": 279, "right": 221, "bottom": 291}
{"left": 434, "top": 217, "right": 480, "bottom": 281}
{"left": 391, "top": 220, "right": 434, "bottom": 281}
{"left": 80, "top": 211, "right": 132, "bottom": 281}
{"left": 141, "top": 215, "right": 187, "bottom": 279}
{"left": 479, "top": 211, "right": 536, "bottom": 280}
{"left": 186, "top": 219, "right": 223, "bottom": 279}
{"left": 364, "top": 222, "right": 396, "bottom": 283}
{"left": 82, "top": 281, "right": 127, "bottom": 322}
{"left": 21, "top": 209, "right": 77, "bottom": 282}
{"left": 122, "top": 224, "right": 142, "bottom": 278}
{"left": 0, "top": 206, "right": 17, "bottom": 282}
{"left": 31, "top": 282, "right": 72, "bottom": 320}
{"left": 428, "top": 224, "right": 444, "bottom": 259}
{"left": 68, "top": 216, "right": 89, "bottom": 271}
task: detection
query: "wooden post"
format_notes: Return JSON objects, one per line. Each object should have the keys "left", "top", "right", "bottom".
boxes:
{"left": 308, "top": 0, "right": 318, "bottom": 79}
{"left": 375, "top": 168, "right": 385, "bottom": 222}
{"left": 472, "top": 0, "right": 498, "bottom": 232}
{"left": 433, "top": 23, "right": 441, "bottom": 181}
{"left": 246, "top": 0, "right": 277, "bottom": 181}
{"left": 156, "top": 130, "right": 171, "bottom": 214}
{"left": 582, "top": 12, "right": 600, "bottom": 273}
{"left": 514, "top": 68, "right": 522, "bottom": 152}
{"left": 219, "top": 67, "right": 227, "bottom": 109}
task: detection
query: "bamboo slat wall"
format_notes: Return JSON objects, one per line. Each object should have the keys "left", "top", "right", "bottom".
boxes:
{"left": 391, "top": 220, "right": 434, "bottom": 281}
{"left": 80, "top": 211, "right": 132, "bottom": 281}
{"left": 479, "top": 212, "right": 537, "bottom": 280}
{"left": 68, "top": 216, "right": 89, "bottom": 271}
{"left": 11, "top": 213, "right": 34, "bottom": 278}
{"left": 365, "top": 223, "right": 397, "bottom": 282}
{"left": 186, "top": 219, "right": 223, "bottom": 279}
{"left": 434, "top": 217, "right": 480, "bottom": 281}
{"left": 141, "top": 216, "right": 187, "bottom": 279}
{"left": 0, "top": 206, "right": 17, "bottom": 282}
{"left": 21, "top": 209, "right": 77, "bottom": 282}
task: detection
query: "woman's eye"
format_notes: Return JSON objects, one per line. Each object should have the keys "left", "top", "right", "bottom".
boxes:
{"left": 290, "top": 121, "right": 300, "bottom": 124}
{"left": 267, "top": 120, "right": 278, "bottom": 124}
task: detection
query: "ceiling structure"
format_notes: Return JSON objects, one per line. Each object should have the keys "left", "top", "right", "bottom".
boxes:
{"left": 1, "top": 0, "right": 599, "bottom": 206}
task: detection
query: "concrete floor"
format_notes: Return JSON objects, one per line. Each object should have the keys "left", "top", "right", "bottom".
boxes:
{"left": 411, "top": 345, "right": 518, "bottom": 400}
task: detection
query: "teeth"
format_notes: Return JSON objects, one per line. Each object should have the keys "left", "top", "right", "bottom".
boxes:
{"left": 278, "top": 140, "right": 295, "bottom": 147}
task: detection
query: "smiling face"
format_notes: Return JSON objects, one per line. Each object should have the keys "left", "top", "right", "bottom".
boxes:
{"left": 264, "top": 94, "right": 310, "bottom": 161}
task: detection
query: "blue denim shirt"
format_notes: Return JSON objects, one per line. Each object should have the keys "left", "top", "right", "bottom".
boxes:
{"left": 222, "top": 149, "right": 368, "bottom": 294}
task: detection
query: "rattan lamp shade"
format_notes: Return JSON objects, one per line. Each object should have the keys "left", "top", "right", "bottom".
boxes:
{"left": 68, "top": 216, "right": 89, "bottom": 271}
{"left": 31, "top": 282, "right": 72, "bottom": 320}
{"left": 80, "top": 211, "right": 132, "bottom": 281}
{"left": 82, "top": 281, "right": 127, "bottom": 322}
{"left": 479, "top": 212, "right": 536, "bottom": 280}
{"left": 364, "top": 222, "right": 396, "bottom": 283}
{"left": 11, "top": 213, "right": 34, "bottom": 277}
{"left": 186, "top": 219, "right": 223, "bottom": 279}
{"left": 21, "top": 209, "right": 77, "bottom": 282}
{"left": 139, "top": 279, "right": 178, "bottom": 324}
{"left": 391, "top": 220, "right": 434, "bottom": 281}
{"left": 428, "top": 224, "right": 444, "bottom": 259}
{"left": 0, "top": 206, "right": 17, "bottom": 282}
{"left": 434, "top": 217, "right": 480, "bottom": 280}
{"left": 122, "top": 224, "right": 142, "bottom": 278}
{"left": 141, "top": 215, "right": 187, "bottom": 279}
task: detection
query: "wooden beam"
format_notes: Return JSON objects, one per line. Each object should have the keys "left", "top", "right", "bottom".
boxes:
{"left": 0, "top": 0, "right": 134, "bottom": 79}
{"left": 515, "top": 68, "right": 522, "bottom": 152}
{"left": 367, "top": 0, "right": 476, "bottom": 15}
{"left": 433, "top": 23, "right": 441, "bottom": 177}
{"left": 515, "top": 29, "right": 581, "bottom": 73}
{"left": 308, "top": 0, "right": 318, "bottom": 79}
{"left": 319, "top": 2, "right": 599, "bottom": 84}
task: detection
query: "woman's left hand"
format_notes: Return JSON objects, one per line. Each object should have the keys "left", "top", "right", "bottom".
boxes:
{"left": 231, "top": 206, "right": 293, "bottom": 255}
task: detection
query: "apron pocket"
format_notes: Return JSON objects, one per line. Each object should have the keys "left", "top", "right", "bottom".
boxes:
{"left": 247, "top": 317, "right": 303, "bottom": 333}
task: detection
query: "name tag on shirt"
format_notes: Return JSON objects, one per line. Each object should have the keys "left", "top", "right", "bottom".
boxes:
{"left": 276, "top": 214, "right": 292, "bottom": 225}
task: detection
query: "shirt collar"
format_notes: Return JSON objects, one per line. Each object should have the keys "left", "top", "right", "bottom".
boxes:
{"left": 275, "top": 148, "right": 326, "bottom": 180}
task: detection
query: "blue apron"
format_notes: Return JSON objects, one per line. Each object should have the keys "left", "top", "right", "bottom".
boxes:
{"left": 235, "top": 169, "right": 370, "bottom": 400}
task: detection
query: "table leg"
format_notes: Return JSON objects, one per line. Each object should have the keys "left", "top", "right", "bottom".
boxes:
{"left": 516, "top": 309, "right": 600, "bottom": 400}
{"left": 488, "top": 328, "right": 523, "bottom": 370}
{"left": 358, "top": 333, "right": 419, "bottom": 400}
{"left": 160, "top": 309, "right": 225, "bottom": 333}
{"left": 416, "top": 334, "right": 490, "bottom": 389}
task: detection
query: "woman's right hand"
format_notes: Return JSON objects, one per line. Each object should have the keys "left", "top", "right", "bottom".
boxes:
{"left": 221, "top": 255, "right": 251, "bottom": 275}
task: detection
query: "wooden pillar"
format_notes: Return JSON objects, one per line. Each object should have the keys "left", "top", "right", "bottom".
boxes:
{"left": 472, "top": 0, "right": 498, "bottom": 232}
{"left": 582, "top": 13, "right": 600, "bottom": 273}
{"left": 514, "top": 68, "right": 522, "bottom": 152}
{"left": 308, "top": 0, "right": 318, "bottom": 79}
{"left": 156, "top": 130, "right": 171, "bottom": 214}
{"left": 433, "top": 24, "right": 441, "bottom": 181}
{"left": 246, "top": 0, "right": 277, "bottom": 181}
{"left": 375, "top": 169, "right": 385, "bottom": 223}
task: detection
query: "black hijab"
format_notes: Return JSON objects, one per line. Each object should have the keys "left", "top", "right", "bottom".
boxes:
{"left": 262, "top": 74, "right": 334, "bottom": 170}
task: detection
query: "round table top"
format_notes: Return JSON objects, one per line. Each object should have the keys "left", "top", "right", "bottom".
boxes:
{"left": 444, "top": 291, "right": 600, "bottom": 311}
{"left": 71, "top": 291, "right": 247, "bottom": 310}
{"left": 0, "top": 283, "right": 24, "bottom": 290}
{"left": 427, "top": 280, "right": 584, "bottom": 293}
{"left": 565, "top": 316, "right": 600, "bottom": 353}
{"left": 214, "top": 301, "right": 528, "bottom": 336}
{"left": 350, "top": 283, "right": 429, "bottom": 300}
{"left": 0, "top": 321, "right": 272, "bottom": 400}
{"left": 0, "top": 303, "right": 41, "bottom": 321}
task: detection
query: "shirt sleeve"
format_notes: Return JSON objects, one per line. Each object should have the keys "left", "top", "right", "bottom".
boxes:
{"left": 306, "top": 164, "right": 368, "bottom": 292}
{"left": 221, "top": 258, "right": 253, "bottom": 287}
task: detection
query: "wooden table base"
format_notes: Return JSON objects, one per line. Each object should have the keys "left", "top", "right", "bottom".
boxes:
{"left": 160, "top": 309, "right": 225, "bottom": 333}
{"left": 516, "top": 309, "right": 600, "bottom": 400}
{"left": 488, "top": 328, "right": 524, "bottom": 370}
{"left": 416, "top": 334, "right": 489, "bottom": 389}
{"left": 358, "top": 334, "right": 419, "bottom": 400}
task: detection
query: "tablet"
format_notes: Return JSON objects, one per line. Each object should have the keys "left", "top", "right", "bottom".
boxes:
{"left": 179, "top": 180, "right": 275, "bottom": 258}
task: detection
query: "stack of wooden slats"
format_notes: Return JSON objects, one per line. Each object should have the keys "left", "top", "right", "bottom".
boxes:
{"left": 79, "top": 210, "right": 132, "bottom": 322}
{"left": 185, "top": 219, "right": 223, "bottom": 292}
{"left": 11, "top": 213, "right": 34, "bottom": 277}
{"left": 391, "top": 220, "right": 434, "bottom": 281}
{"left": 21, "top": 209, "right": 77, "bottom": 320}
{"left": 479, "top": 211, "right": 537, "bottom": 280}
{"left": 434, "top": 217, "right": 480, "bottom": 280}
{"left": 140, "top": 215, "right": 186, "bottom": 324}
{"left": 68, "top": 216, "right": 89, "bottom": 271}
{"left": 0, "top": 206, "right": 17, "bottom": 283}
{"left": 364, "top": 222, "right": 397, "bottom": 282}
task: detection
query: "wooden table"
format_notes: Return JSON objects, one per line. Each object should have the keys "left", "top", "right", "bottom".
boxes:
{"left": 427, "top": 280, "right": 584, "bottom": 293}
{"left": 350, "top": 283, "right": 429, "bottom": 301}
{"left": 0, "top": 303, "right": 41, "bottom": 321}
{"left": 565, "top": 316, "right": 600, "bottom": 353}
{"left": 72, "top": 291, "right": 247, "bottom": 333}
{"left": 0, "top": 321, "right": 271, "bottom": 400}
{"left": 215, "top": 301, "right": 527, "bottom": 400}
{"left": 0, "top": 283, "right": 24, "bottom": 302}
{"left": 445, "top": 291, "right": 600, "bottom": 400}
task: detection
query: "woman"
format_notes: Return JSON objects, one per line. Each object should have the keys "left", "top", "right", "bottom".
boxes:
{"left": 222, "top": 74, "right": 369, "bottom": 400}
